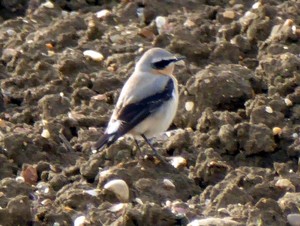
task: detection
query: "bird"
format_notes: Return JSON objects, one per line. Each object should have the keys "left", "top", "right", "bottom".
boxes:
{"left": 92, "top": 47, "right": 185, "bottom": 159}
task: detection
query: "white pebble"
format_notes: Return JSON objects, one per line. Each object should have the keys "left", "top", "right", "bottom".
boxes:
{"left": 16, "top": 176, "right": 25, "bottom": 183}
{"left": 168, "top": 156, "right": 187, "bottom": 168}
{"left": 155, "top": 16, "right": 167, "bottom": 34}
{"left": 184, "top": 19, "right": 196, "bottom": 28}
{"left": 84, "top": 189, "right": 98, "bottom": 197}
{"left": 83, "top": 50, "right": 104, "bottom": 62}
{"left": 287, "top": 214, "right": 300, "bottom": 226}
{"left": 185, "top": 101, "right": 194, "bottom": 111}
{"left": 134, "top": 198, "right": 143, "bottom": 205}
{"left": 163, "top": 179, "right": 176, "bottom": 189}
{"left": 265, "top": 106, "right": 273, "bottom": 113}
{"left": 41, "top": 128, "right": 50, "bottom": 139}
{"left": 108, "top": 203, "right": 127, "bottom": 212}
{"left": 42, "top": 1, "right": 54, "bottom": 9}
{"left": 95, "top": 9, "right": 111, "bottom": 19}
{"left": 252, "top": 2, "right": 261, "bottom": 9}
{"left": 284, "top": 98, "right": 293, "bottom": 106}
{"left": 74, "top": 216, "right": 86, "bottom": 226}
{"left": 104, "top": 179, "right": 129, "bottom": 202}
{"left": 6, "top": 29, "right": 16, "bottom": 36}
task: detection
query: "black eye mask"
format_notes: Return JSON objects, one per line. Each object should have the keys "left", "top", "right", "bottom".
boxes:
{"left": 151, "top": 57, "right": 186, "bottom": 70}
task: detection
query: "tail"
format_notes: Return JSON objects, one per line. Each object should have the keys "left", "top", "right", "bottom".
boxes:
{"left": 92, "top": 133, "right": 118, "bottom": 151}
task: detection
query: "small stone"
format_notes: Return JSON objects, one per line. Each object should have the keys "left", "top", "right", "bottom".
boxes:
{"left": 184, "top": 19, "right": 196, "bottom": 28}
{"left": 41, "top": 128, "right": 51, "bottom": 139}
{"left": 272, "top": 127, "right": 282, "bottom": 135}
{"left": 223, "top": 11, "right": 235, "bottom": 19}
{"left": 42, "top": 1, "right": 54, "bottom": 9}
{"left": 83, "top": 50, "right": 104, "bottom": 62}
{"left": 185, "top": 101, "right": 194, "bottom": 111}
{"left": 265, "top": 106, "right": 273, "bottom": 113}
{"left": 95, "top": 9, "right": 111, "bottom": 19}
{"left": 275, "top": 178, "right": 295, "bottom": 192}
{"left": 252, "top": 2, "right": 262, "bottom": 9}
{"left": 16, "top": 176, "right": 25, "bottom": 183}
{"left": 6, "top": 29, "right": 16, "bottom": 36}
{"left": 108, "top": 203, "right": 127, "bottom": 212}
{"left": 74, "top": 216, "right": 86, "bottom": 226}
{"left": 138, "top": 27, "right": 155, "bottom": 40}
{"left": 41, "top": 199, "right": 52, "bottom": 206}
{"left": 104, "top": 179, "right": 129, "bottom": 202}
{"left": 163, "top": 179, "right": 176, "bottom": 190}
{"left": 284, "top": 98, "right": 293, "bottom": 106}
{"left": 287, "top": 214, "right": 300, "bottom": 226}
{"left": 155, "top": 16, "right": 167, "bottom": 34}
{"left": 168, "top": 156, "right": 187, "bottom": 168}
{"left": 84, "top": 189, "right": 99, "bottom": 197}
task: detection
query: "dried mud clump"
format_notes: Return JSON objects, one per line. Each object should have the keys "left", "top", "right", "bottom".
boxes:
{"left": 0, "top": 0, "right": 299, "bottom": 225}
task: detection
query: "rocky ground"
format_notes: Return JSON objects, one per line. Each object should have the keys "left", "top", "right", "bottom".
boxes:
{"left": 0, "top": 0, "right": 299, "bottom": 225}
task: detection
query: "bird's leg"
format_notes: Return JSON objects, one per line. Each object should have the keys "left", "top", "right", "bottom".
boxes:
{"left": 134, "top": 138, "right": 143, "bottom": 158}
{"left": 141, "top": 134, "right": 168, "bottom": 163}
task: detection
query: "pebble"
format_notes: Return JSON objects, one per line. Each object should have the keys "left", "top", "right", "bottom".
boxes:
{"left": 184, "top": 19, "right": 196, "bottom": 28}
{"left": 74, "top": 216, "right": 86, "bottom": 226}
{"left": 168, "top": 156, "right": 187, "bottom": 168}
{"left": 265, "top": 106, "right": 273, "bottom": 114}
{"left": 287, "top": 214, "right": 300, "bottom": 226}
{"left": 163, "top": 179, "right": 176, "bottom": 190}
{"left": 185, "top": 101, "right": 194, "bottom": 111}
{"left": 15, "top": 176, "right": 25, "bottom": 183}
{"left": 41, "top": 128, "right": 51, "bottom": 139}
{"left": 155, "top": 16, "right": 167, "bottom": 34}
{"left": 104, "top": 179, "right": 129, "bottom": 202}
{"left": 223, "top": 11, "right": 235, "bottom": 19}
{"left": 272, "top": 127, "right": 282, "bottom": 136}
{"left": 6, "top": 29, "right": 16, "bottom": 36}
{"left": 83, "top": 50, "right": 104, "bottom": 62}
{"left": 108, "top": 203, "right": 127, "bottom": 212}
{"left": 275, "top": 178, "right": 295, "bottom": 192}
{"left": 95, "top": 9, "right": 111, "bottom": 19}
{"left": 284, "top": 98, "right": 293, "bottom": 106}
{"left": 42, "top": 1, "right": 54, "bottom": 9}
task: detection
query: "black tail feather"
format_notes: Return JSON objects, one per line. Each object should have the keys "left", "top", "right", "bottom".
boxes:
{"left": 92, "top": 133, "right": 118, "bottom": 151}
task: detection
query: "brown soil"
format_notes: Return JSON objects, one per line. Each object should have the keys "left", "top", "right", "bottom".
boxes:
{"left": 0, "top": 0, "right": 299, "bottom": 225}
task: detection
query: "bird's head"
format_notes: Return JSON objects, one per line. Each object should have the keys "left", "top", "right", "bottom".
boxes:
{"left": 135, "top": 48, "right": 185, "bottom": 75}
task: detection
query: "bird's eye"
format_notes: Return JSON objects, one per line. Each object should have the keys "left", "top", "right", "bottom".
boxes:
{"left": 151, "top": 59, "right": 174, "bottom": 70}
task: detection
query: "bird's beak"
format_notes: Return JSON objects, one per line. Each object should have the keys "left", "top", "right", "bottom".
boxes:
{"left": 174, "top": 56, "right": 186, "bottom": 66}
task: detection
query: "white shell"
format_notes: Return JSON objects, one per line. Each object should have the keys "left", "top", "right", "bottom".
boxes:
{"left": 104, "top": 179, "right": 129, "bottom": 202}
{"left": 83, "top": 50, "right": 104, "bottom": 62}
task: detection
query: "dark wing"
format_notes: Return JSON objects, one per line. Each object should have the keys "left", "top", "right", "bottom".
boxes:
{"left": 92, "top": 78, "right": 174, "bottom": 150}
{"left": 116, "top": 78, "right": 174, "bottom": 136}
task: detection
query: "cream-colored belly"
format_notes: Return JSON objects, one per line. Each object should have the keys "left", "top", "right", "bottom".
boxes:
{"left": 129, "top": 94, "right": 178, "bottom": 138}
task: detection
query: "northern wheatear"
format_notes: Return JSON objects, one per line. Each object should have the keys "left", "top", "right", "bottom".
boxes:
{"left": 92, "top": 48, "right": 185, "bottom": 158}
